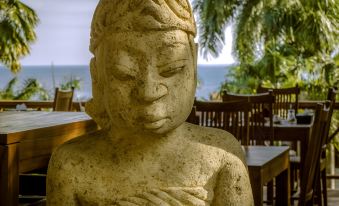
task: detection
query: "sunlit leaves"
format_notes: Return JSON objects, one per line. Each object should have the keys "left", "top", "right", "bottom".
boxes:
{"left": 193, "top": 0, "right": 338, "bottom": 96}
{"left": 192, "top": 0, "right": 241, "bottom": 59}
{"left": 0, "top": 0, "right": 38, "bottom": 73}
{"left": 0, "top": 77, "right": 49, "bottom": 100}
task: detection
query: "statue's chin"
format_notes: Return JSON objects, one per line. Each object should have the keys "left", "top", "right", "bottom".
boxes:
{"left": 111, "top": 118, "right": 184, "bottom": 137}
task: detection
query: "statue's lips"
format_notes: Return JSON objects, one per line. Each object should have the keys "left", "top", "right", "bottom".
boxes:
{"left": 143, "top": 118, "right": 168, "bottom": 130}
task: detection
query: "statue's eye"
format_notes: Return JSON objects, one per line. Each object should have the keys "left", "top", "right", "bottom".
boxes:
{"left": 159, "top": 61, "right": 187, "bottom": 78}
{"left": 109, "top": 64, "right": 136, "bottom": 81}
{"left": 160, "top": 66, "right": 185, "bottom": 77}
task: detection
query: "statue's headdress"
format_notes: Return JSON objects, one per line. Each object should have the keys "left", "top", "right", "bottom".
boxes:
{"left": 90, "top": 0, "right": 196, "bottom": 53}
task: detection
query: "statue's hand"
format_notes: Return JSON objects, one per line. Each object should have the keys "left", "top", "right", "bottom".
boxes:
{"left": 117, "top": 187, "right": 213, "bottom": 206}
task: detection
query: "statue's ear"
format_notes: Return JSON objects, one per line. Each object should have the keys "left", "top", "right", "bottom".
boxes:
{"left": 86, "top": 57, "right": 110, "bottom": 129}
{"left": 89, "top": 57, "right": 104, "bottom": 96}
{"left": 194, "top": 42, "right": 198, "bottom": 71}
{"left": 90, "top": 58, "right": 98, "bottom": 84}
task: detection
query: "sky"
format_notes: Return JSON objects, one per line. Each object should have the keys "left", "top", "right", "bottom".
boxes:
{"left": 20, "top": 0, "right": 235, "bottom": 66}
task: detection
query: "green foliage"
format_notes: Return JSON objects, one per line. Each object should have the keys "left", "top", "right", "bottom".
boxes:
{"left": 60, "top": 76, "right": 81, "bottom": 90}
{"left": 193, "top": 0, "right": 339, "bottom": 97}
{"left": 194, "top": 0, "right": 339, "bottom": 63}
{"left": 15, "top": 78, "right": 49, "bottom": 100}
{"left": 0, "top": 75, "right": 83, "bottom": 101}
{"left": 0, "top": 77, "right": 17, "bottom": 99}
{"left": 193, "top": 0, "right": 241, "bottom": 58}
{"left": 0, "top": 77, "right": 49, "bottom": 100}
{"left": 0, "top": 0, "right": 39, "bottom": 73}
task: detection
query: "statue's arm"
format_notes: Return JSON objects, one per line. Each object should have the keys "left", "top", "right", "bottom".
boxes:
{"left": 117, "top": 187, "right": 211, "bottom": 206}
{"left": 212, "top": 156, "right": 254, "bottom": 206}
{"left": 46, "top": 148, "right": 77, "bottom": 205}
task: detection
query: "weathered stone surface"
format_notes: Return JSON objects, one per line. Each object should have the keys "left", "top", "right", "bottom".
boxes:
{"left": 47, "top": 1, "right": 254, "bottom": 205}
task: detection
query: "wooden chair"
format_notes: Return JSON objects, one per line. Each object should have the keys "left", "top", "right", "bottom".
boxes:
{"left": 192, "top": 100, "right": 251, "bottom": 145}
{"left": 222, "top": 90, "right": 275, "bottom": 203}
{"left": 326, "top": 87, "right": 339, "bottom": 182}
{"left": 318, "top": 87, "right": 338, "bottom": 206}
{"left": 186, "top": 106, "right": 199, "bottom": 125}
{"left": 324, "top": 87, "right": 338, "bottom": 144}
{"left": 52, "top": 87, "right": 74, "bottom": 111}
{"left": 257, "top": 84, "right": 300, "bottom": 119}
{"left": 258, "top": 84, "right": 300, "bottom": 193}
{"left": 291, "top": 88, "right": 337, "bottom": 206}
{"left": 221, "top": 90, "right": 275, "bottom": 145}
{"left": 291, "top": 102, "right": 331, "bottom": 206}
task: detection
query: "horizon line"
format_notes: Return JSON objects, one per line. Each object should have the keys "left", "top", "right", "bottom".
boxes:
{"left": 0, "top": 63, "right": 236, "bottom": 67}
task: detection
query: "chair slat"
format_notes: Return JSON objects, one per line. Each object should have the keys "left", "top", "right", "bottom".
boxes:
{"left": 53, "top": 87, "right": 75, "bottom": 111}
{"left": 222, "top": 91, "right": 275, "bottom": 145}
{"left": 257, "top": 84, "right": 300, "bottom": 119}
{"left": 189, "top": 100, "right": 251, "bottom": 145}
{"left": 298, "top": 103, "right": 331, "bottom": 205}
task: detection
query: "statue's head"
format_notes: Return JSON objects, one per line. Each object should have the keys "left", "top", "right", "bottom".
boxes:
{"left": 86, "top": 0, "right": 197, "bottom": 135}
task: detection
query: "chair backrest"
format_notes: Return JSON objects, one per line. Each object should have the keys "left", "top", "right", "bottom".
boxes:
{"left": 52, "top": 87, "right": 74, "bottom": 111}
{"left": 257, "top": 84, "right": 300, "bottom": 119}
{"left": 193, "top": 100, "right": 251, "bottom": 145}
{"left": 327, "top": 87, "right": 339, "bottom": 143}
{"left": 299, "top": 102, "right": 331, "bottom": 206}
{"left": 221, "top": 90, "right": 275, "bottom": 145}
{"left": 186, "top": 106, "right": 199, "bottom": 125}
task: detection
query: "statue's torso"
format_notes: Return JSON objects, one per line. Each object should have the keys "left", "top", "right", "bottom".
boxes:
{"left": 69, "top": 135, "right": 224, "bottom": 205}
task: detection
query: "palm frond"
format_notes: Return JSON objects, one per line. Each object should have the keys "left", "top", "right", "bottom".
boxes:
{"left": 193, "top": 0, "right": 241, "bottom": 58}
{"left": 0, "top": 77, "right": 17, "bottom": 99}
{"left": 233, "top": 0, "right": 264, "bottom": 63}
{"left": 0, "top": 0, "right": 39, "bottom": 73}
{"left": 14, "top": 78, "right": 48, "bottom": 100}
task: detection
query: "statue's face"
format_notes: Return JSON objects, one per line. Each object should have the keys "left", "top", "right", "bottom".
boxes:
{"left": 96, "top": 30, "right": 196, "bottom": 135}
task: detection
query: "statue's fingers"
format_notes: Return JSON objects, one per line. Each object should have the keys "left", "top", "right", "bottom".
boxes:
{"left": 160, "top": 188, "right": 207, "bottom": 206}
{"left": 181, "top": 187, "right": 213, "bottom": 202}
{"left": 160, "top": 187, "right": 212, "bottom": 201}
{"left": 138, "top": 192, "right": 170, "bottom": 206}
{"left": 117, "top": 200, "right": 139, "bottom": 206}
{"left": 150, "top": 189, "right": 183, "bottom": 206}
{"left": 118, "top": 196, "right": 151, "bottom": 206}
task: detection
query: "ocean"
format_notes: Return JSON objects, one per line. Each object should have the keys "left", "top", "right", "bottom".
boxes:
{"left": 0, "top": 64, "right": 231, "bottom": 100}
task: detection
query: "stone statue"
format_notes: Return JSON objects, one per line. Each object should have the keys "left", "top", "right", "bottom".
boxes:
{"left": 46, "top": 0, "right": 254, "bottom": 205}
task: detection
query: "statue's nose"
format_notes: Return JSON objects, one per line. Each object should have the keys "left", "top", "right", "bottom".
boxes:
{"left": 135, "top": 76, "right": 168, "bottom": 103}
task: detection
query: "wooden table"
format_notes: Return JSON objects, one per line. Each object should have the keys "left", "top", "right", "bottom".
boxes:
{"left": 244, "top": 146, "right": 290, "bottom": 206}
{"left": 0, "top": 111, "right": 98, "bottom": 206}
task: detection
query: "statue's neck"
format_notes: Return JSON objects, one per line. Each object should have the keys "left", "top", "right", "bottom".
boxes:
{"left": 105, "top": 124, "right": 185, "bottom": 149}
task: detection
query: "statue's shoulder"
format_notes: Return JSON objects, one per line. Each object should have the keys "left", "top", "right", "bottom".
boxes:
{"left": 184, "top": 122, "right": 239, "bottom": 146}
{"left": 184, "top": 122, "right": 246, "bottom": 164}
{"left": 49, "top": 130, "right": 104, "bottom": 165}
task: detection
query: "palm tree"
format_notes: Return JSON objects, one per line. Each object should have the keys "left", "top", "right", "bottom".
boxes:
{"left": 0, "top": 76, "right": 17, "bottom": 99}
{"left": 14, "top": 78, "right": 49, "bottom": 100}
{"left": 0, "top": 0, "right": 39, "bottom": 73}
{"left": 0, "top": 77, "right": 49, "bottom": 100}
{"left": 193, "top": 0, "right": 339, "bottom": 89}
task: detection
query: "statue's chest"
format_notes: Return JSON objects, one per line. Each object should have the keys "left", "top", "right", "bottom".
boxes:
{"left": 81, "top": 153, "right": 212, "bottom": 186}
{"left": 74, "top": 151, "right": 220, "bottom": 205}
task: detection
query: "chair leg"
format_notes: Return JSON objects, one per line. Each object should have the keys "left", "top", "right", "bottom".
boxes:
{"left": 306, "top": 198, "right": 314, "bottom": 206}
{"left": 315, "top": 172, "right": 323, "bottom": 206}
{"left": 290, "top": 164, "right": 298, "bottom": 194}
{"left": 321, "top": 169, "right": 328, "bottom": 206}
